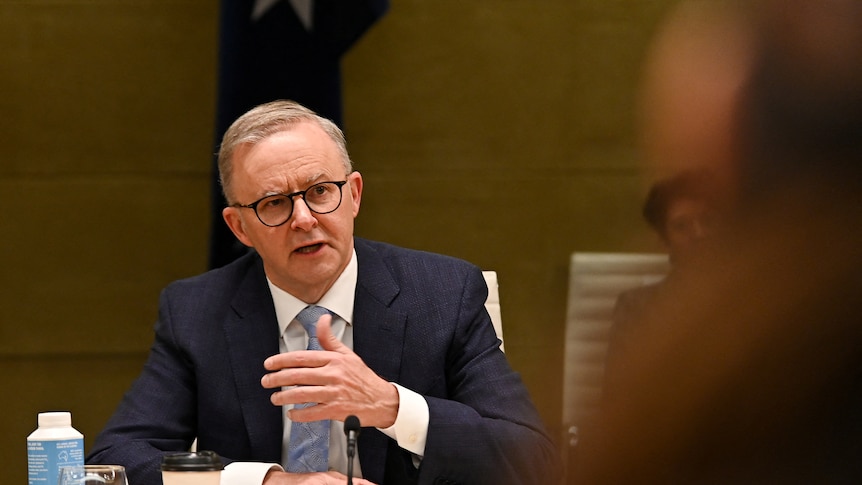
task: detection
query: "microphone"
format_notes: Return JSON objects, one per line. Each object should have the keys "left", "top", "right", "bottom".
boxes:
{"left": 344, "top": 415, "right": 360, "bottom": 485}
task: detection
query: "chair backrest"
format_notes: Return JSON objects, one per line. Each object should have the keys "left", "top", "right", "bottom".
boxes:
{"left": 482, "top": 271, "right": 504, "bottom": 352}
{"left": 562, "top": 252, "right": 669, "bottom": 443}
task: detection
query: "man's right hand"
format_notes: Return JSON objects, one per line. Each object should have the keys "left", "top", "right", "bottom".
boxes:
{"left": 261, "top": 315, "right": 400, "bottom": 429}
{"left": 263, "top": 469, "right": 377, "bottom": 485}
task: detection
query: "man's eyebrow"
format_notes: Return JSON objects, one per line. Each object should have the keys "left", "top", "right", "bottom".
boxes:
{"left": 303, "top": 172, "right": 326, "bottom": 185}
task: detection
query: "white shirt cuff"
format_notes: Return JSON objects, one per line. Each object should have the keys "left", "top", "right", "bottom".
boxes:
{"left": 220, "top": 462, "right": 282, "bottom": 485}
{"left": 378, "top": 382, "right": 429, "bottom": 457}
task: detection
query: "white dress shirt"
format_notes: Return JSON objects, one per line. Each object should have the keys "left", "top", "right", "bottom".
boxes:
{"left": 221, "top": 250, "right": 430, "bottom": 484}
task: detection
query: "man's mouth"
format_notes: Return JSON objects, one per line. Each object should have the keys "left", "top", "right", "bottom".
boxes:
{"left": 295, "top": 243, "right": 323, "bottom": 254}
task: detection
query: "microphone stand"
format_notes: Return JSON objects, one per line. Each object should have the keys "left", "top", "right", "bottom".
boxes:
{"left": 345, "top": 415, "right": 360, "bottom": 485}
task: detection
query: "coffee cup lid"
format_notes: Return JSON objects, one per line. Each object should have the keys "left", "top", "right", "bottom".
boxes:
{"left": 161, "top": 451, "right": 224, "bottom": 471}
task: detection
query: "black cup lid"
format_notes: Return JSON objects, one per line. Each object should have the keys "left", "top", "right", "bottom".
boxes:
{"left": 161, "top": 451, "right": 224, "bottom": 471}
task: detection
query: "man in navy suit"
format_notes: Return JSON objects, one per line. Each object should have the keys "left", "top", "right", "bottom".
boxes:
{"left": 88, "top": 100, "right": 559, "bottom": 485}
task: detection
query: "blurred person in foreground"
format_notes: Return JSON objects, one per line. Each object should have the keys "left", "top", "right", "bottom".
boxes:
{"left": 604, "top": 168, "right": 719, "bottom": 402}
{"left": 87, "top": 100, "right": 558, "bottom": 485}
{"left": 575, "top": 0, "right": 862, "bottom": 482}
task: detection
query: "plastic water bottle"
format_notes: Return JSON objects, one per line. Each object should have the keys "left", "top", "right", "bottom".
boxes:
{"left": 27, "top": 411, "right": 85, "bottom": 485}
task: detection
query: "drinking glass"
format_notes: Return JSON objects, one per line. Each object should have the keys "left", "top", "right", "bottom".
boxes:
{"left": 58, "top": 465, "right": 128, "bottom": 485}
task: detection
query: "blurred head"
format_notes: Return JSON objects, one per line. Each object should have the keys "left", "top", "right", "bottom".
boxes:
{"left": 643, "top": 170, "right": 717, "bottom": 267}
{"left": 219, "top": 100, "right": 363, "bottom": 303}
{"left": 637, "top": 0, "right": 756, "bottom": 204}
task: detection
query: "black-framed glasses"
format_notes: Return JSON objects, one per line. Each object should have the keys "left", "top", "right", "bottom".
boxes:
{"left": 232, "top": 180, "right": 348, "bottom": 227}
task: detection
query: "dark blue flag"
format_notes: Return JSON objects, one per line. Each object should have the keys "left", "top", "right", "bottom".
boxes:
{"left": 209, "top": 0, "right": 389, "bottom": 268}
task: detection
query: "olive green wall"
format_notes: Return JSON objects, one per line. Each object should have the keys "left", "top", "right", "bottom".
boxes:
{"left": 2, "top": 1, "right": 675, "bottom": 483}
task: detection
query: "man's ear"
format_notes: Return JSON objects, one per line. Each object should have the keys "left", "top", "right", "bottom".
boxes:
{"left": 222, "top": 207, "right": 254, "bottom": 248}
{"left": 348, "top": 171, "right": 363, "bottom": 218}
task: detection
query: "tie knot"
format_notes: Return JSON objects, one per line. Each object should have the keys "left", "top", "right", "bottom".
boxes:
{"left": 296, "top": 305, "right": 330, "bottom": 341}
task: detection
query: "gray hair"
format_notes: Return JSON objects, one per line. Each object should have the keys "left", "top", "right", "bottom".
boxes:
{"left": 217, "top": 100, "right": 353, "bottom": 203}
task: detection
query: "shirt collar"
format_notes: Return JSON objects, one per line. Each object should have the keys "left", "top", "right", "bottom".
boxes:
{"left": 267, "top": 249, "right": 358, "bottom": 338}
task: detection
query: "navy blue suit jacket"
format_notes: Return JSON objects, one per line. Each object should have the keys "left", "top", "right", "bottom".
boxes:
{"left": 89, "top": 238, "right": 558, "bottom": 484}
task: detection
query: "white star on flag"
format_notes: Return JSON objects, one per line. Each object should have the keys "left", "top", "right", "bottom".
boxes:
{"left": 251, "top": 0, "right": 314, "bottom": 31}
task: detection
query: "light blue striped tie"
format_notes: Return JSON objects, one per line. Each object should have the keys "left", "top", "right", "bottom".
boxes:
{"left": 286, "top": 305, "right": 331, "bottom": 473}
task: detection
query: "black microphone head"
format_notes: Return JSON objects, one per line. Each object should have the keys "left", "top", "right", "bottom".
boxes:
{"left": 344, "top": 415, "right": 361, "bottom": 435}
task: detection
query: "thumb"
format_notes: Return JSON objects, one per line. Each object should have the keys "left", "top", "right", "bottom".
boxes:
{"left": 317, "top": 314, "right": 350, "bottom": 354}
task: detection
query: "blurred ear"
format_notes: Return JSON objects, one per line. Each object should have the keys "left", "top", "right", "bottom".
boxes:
{"left": 348, "top": 171, "right": 363, "bottom": 218}
{"left": 222, "top": 207, "right": 254, "bottom": 248}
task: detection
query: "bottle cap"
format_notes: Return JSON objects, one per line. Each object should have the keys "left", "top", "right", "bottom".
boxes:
{"left": 38, "top": 412, "right": 72, "bottom": 428}
{"left": 161, "top": 451, "right": 223, "bottom": 472}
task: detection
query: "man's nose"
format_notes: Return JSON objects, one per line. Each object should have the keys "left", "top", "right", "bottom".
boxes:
{"left": 289, "top": 198, "right": 318, "bottom": 230}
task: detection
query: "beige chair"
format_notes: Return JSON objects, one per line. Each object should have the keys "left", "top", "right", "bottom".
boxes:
{"left": 482, "top": 271, "right": 504, "bottom": 352}
{"left": 561, "top": 252, "right": 669, "bottom": 456}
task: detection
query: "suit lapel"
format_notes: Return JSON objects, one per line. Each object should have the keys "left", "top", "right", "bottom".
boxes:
{"left": 352, "top": 239, "right": 409, "bottom": 482}
{"left": 222, "top": 256, "right": 283, "bottom": 463}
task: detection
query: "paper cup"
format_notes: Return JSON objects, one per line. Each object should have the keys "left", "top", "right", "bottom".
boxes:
{"left": 161, "top": 451, "right": 223, "bottom": 485}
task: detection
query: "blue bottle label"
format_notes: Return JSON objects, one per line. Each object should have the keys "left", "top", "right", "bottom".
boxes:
{"left": 27, "top": 438, "right": 85, "bottom": 485}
